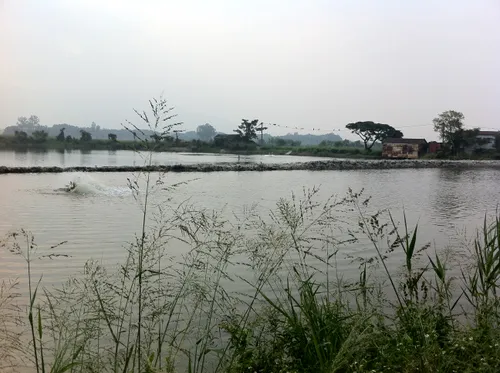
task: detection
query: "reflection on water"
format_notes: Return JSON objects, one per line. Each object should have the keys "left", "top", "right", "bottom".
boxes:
{"left": 55, "top": 149, "right": 65, "bottom": 167}
{"left": 12, "top": 148, "right": 51, "bottom": 166}
{"left": 80, "top": 149, "right": 92, "bottom": 166}
{"left": 108, "top": 150, "right": 117, "bottom": 165}
{"left": 0, "top": 149, "right": 335, "bottom": 168}
{"left": 431, "top": 168, "right": 497, "bottom": 230}
{"left": 13, "top": 149, "right": 28, "bottom": 164}
{"left": 432, "top": 169, "right": 466, "bottom": 227}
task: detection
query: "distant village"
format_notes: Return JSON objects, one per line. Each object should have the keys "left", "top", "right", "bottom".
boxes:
{"left": 382, "top": 131, "right": 500, "bottom": 159}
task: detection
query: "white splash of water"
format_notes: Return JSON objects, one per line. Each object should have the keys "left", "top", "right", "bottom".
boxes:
{"left": 58, "top": 173, "right": 130, "bottom": 196}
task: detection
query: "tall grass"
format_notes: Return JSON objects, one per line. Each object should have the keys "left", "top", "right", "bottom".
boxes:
{"left": 0, "top": 277, "right": 23, "bottom": 372}
{"left": 1, "top": 96, "right": 500, "bottom": 372}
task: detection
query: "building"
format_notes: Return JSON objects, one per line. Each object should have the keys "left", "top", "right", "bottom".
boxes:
{"left": 382, "top": 138, "right": 427, "bottom": 159}
{"left": 428, "top": 141, "right": 443, "bottom": 154}
{"left": 475, "top": 131, "right": 499, "bottom": 150}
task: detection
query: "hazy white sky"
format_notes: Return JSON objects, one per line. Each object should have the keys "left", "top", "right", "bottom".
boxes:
{"left": 1, "top": 0, "right": 499, "bottom": 141}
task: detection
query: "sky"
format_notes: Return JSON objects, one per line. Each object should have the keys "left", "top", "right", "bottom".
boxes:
{"left": 0, "top": 0, "right": 499, "bottom": 141}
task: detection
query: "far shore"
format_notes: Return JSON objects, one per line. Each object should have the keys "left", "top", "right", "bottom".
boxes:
{"left": 1, "top": 158, "right": 500, "bottom": 174}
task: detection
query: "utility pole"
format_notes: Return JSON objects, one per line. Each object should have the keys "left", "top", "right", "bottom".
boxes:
{"left": 173, "top": 129, "right": 184, "bottom": 145}
{"left": 257, "top": 122, "right": 270, "bottom": 145}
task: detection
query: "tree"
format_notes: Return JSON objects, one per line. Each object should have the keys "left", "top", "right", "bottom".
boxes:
{"left": 14, "top": 130, "right": 29, "bottom": 142}
{"left": 496, "top": 135, "right": 500, "bottom": 152}
{"left": 234, "top": 119, "right": 259, "bottom": 141}
{"left": 196, "top": 123, "right": 217, "bottom": 142}
{"left": 56, "top": 128, "right": 66, "bottom": 141}
{"left": 451, "top": 128, "right": 492, "bottom": 153}
{"left": 108, "top": 133, "right": 117, "bottom": 142}
{"left": 432, "top": 110, "right": 464, "bottom": 154}
{"left": 80, "top": 130, "right": 92, "bottom": 142}
{"left": 346, "top": 121, "right": 403, "bottom": 150}
{"left": 16, "top": 115, "right": 40, "bottom": 130}
{"left": 150, "top": 133, "right": 162, "bottom": 143}
{"left": 32, "top": 130, "right": 48, "bottom": 143}
{"left": 90, "top": 122, "right": 101, "bottom": 132}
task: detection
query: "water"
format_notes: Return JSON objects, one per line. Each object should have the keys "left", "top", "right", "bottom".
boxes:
{"left": 1, "top": 150, "right": 500, "bottom": 294}
{"left": 0, "top": 149, "right": 335, "bottom": 167}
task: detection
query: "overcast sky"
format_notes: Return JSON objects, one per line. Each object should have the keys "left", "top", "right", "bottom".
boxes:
{"left": 1, "top": 0, "right": 499, "bottom": 141}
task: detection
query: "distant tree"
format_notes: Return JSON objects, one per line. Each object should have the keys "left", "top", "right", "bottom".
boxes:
{"left": 346, "top": 121, "right": 403, "bottom": 150}
{"left": 16, "top": 115, "right": 40, "bottom": 130}
{"left": 275, "top": 138, "right": 287, "bottom": 146}
{"left": 163, "top": 135, "right": 175, "bottom": 144}
{"left": 56, "top": 128, "right": 66, "bottom": 141}
{"left": 196, "top": 123, "right": 217, "bottom": 142}
{"left": 32, "top": 130, "right": 48, "bottom": 143}
{"left": 269, "top": 137, "right": 301, "bottom": 147}
{"left": 90, "top": 121, "right": 101, "bottom": 132}
{"left": 451, "top": 128, "right": 491, "bottom": 153}
{"left": 14, "top": 130, "right": 29, "bottom": 142}
{"left": 150, "top": 133, "right": 162, "bottom": 143}
{"left": 108, "top": 133, "right": 117, "bottom": 142}
{"left": 66, "top": 135, "right": 73, "bottom": 142}
{"left": 432, "top": 110, "right": 464, "bottom": 154}
{"left": 319, "top": 140, "right": 335, "bottom": 147}
{"left": 234, "top": 119, "right": 259, "bottom": 141}
{"left": 80, "top": 130, "right": 92, "bottom": 142}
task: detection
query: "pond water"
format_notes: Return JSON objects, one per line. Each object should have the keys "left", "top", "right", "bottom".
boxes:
{"left": 1, "top": 149, "right": 500, "bottom": 293}
{"left": 2, "top": 149, "right": 500, "bottom": 372}
{"left": 0, "top": 149, "right": 335, "bottom": 168}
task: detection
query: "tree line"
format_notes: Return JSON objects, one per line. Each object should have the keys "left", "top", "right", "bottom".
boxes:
{"left": 2, "top": 117, "right": 342, "bottom": 147}
{"left": 8, "top": 112, "right": 494, "bottom": 155}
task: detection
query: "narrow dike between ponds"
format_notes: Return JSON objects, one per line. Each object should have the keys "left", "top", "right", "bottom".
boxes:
{"left": 1, "top": 160, "right": 500, "bottom": 173}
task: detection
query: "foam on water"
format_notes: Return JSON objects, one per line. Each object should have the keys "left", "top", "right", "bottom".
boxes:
{"left": 57, "top": 172, "right": 130, "bottom": 196}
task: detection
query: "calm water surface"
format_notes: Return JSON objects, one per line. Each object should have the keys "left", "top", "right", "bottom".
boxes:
{"left": 0, "top": 149, "right": 334, "bottom": 167}
{"left": 1, "top": 150, "right": 500, "bottom": 298}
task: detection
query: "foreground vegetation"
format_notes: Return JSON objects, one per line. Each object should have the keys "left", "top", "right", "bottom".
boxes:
{"left": 1, "top": 98, "right": 500, "bottom": 373}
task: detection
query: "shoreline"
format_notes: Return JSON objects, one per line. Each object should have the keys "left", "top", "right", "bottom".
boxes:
{"left": 2, "top": 159, "right": 500, "bottom": 174}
